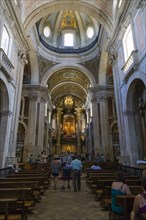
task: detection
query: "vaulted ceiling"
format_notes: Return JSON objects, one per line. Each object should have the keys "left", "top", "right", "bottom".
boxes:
{"left": 20, "top": 0, "right": 114, "bottom": 108}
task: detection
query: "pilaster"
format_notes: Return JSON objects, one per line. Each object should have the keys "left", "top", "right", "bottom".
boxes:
{"left": 10, "top": 51, "right": 28, "bottom": 158}
{"left": 75, "top": 107, "right": 82, "bottom": 153}
{"left": 56, "top": 107, "right": 63, "bottom": 154}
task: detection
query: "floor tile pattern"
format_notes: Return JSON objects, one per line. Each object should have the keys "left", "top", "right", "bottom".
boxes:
{"left": 29, "top": 175, "right": 109, "bottom": 220}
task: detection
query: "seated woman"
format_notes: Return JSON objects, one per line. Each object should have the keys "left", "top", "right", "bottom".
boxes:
{"left": 130, "top": 178, "right": 146, "bottom": 220}
{"left": 90, "top": 162, "right": 102, "bottom": 170}
{"left": 84, "top": 162, "right": 102, "bottom": 171}
{"left": 111, "top": 171, "right": 132, "bottom": 215}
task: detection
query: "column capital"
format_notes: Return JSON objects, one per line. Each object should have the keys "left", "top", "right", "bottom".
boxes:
{"left": 0, "top": 110, "right": 12, "bottom": 117}
{"left": 97, "top": 94, "right": 109, "bottom": 102}
{"left": 29, "top": 95, "right": 38, "bottom": 101}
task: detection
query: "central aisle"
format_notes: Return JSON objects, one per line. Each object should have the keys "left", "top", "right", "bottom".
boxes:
{"left": 29, "top": 174, "right": 109, "bottom": 220}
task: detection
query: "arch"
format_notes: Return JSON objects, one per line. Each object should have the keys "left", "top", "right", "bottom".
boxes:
{"left": 125, "top": 78, "right": 146, "bottom": 162}
{"left": 24, "top": 1, "right": 113, "bottom": 37}
{"left": 0, "top": 80, "right": 9, "bottom": 112}
{"left": 126, "top": 79, "right": 146, "bottom": 111}
{"left": 122, "top": 71, "right": 146, "bottom": 111}
{"left": 41, "top": 63, "right": 96, "bottom": 87}
{"left": 0, "top": 79, "right": 9, "bottom": 167}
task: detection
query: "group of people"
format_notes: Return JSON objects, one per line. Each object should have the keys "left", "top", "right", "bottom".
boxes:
{"left": 111, "top": 171, "right": 146, "bottom": 220}
{"left": 51, "top": 152, "right": 82, "bottom": 192}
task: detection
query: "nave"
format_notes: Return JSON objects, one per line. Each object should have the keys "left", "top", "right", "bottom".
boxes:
{"left": 29, "top": 174, "right": 108, "bottom": 220}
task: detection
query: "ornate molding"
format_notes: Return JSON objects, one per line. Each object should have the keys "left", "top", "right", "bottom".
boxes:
{"left": 18, "top": 50, "right": 28, "bottom": 65}
{"left": 122, "top": 50, "right": 139, "bottom": 82}
{"left": 0, "top": 110, "right": 12, "bottom": 117}
{"left": 0, "top": 48, "right": 14, "bottom": 81}
{"left": 81, "top": 55, "right": 100, "bottom": 81}
{"left": 137, "top": 0, "right": 146, "bottom": 10}
{"left": 97, "top": 94, "right": 109, "bottom": 102}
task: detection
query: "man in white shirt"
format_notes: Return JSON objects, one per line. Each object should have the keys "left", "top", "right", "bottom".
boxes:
{"left": 70, "top": 155, "right": 82, "bottom": 192}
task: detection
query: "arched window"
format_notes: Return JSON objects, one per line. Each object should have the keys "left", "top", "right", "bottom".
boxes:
{"left": 14, "top": 0, "right": 18, "bottom": 5}
{"left": 43, "top": 26, "right": 51, "bottom": 38}
{"left": 118, "top": 0, "right": 123, "bottom": 8}
{"left": 123, "top": 25, "right": 134, "bottom": 61}
{"left": 64, "top": 33, "right": 74, "bottom": 47}
{"left": 87, "top": 27, "right": 94, "bottom": 39}
{"left": 1, "top": 26, "right": 10, "bottom": 55}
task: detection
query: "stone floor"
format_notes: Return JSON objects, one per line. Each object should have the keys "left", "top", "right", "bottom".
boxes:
{"left": 28, "top": 174, "right": 109, "bottom": 220}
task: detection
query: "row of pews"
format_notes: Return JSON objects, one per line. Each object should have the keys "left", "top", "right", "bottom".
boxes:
{"left": 0, "top": 166, "right": 51, "bottom": 220}
{"left": 85, "top": 168, "right": 146, "bottom": 220}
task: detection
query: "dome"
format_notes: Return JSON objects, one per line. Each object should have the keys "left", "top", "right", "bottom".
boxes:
{"left": 36, "top": 10, "right": 100, "bottom": 52}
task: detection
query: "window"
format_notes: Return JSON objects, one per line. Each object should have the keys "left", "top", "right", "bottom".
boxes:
{"left": 123, "top": 25, "right": 134, "bottom": 61}
{"left": 1, "top": 26, "right": 10, "bottom": 55}
{"left": 118, "top": 0, "right": 123, "bottom": 8}
{"left": 14, "top": 0, "right": 18, "bottom": 5}
{"left": 43, "top": 26, "right": 51, "bottom": 38}
{"left": 87, "top": 27, "right": 94, "bottom": 39}
{"left": 64, "top": 33, "right": 73, "bottom": 46}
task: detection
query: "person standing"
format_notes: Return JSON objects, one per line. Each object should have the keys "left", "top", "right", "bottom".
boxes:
{"left": 70, "top": 155, "right": 82, "bottom": 192}
{"left": 51, "top": 155, "right": 61, "bottom": 189}
{"left": 61, "top": 152, "right": 72, "bottom": 189}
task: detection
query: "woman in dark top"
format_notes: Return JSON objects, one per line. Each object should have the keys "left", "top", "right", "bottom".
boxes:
{"left": 111, "top": 171, "right": 132, "bottom": 214}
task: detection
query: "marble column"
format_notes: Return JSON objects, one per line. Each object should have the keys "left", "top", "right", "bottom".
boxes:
{"left": 10, "top": 51, "right": 28, "bottom": 159}
{"left": 24, "top": 95, "right": 38, "bottom": 161}
{"left": 92, "top": 98, "right": 100, "bottom": 156}
{"left": 99, "top": 95, "right": 110, "bottom": 157}
{"left": 48, "top": 109, "right": 53, "bottom": 154}
{"left": 76, "top": 108, "right": 82, "bottom": 154}
{"left": 56, "top": 107, "right": 62, "bottom": 155}
{"left": 37, "top": 97, "right": 46, "bottom": 153}
{"left": 85, "top": 108, "right": 90, "bottom": 154}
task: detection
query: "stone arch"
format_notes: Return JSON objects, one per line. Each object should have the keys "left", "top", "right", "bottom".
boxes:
{"left": 126, "top": 78, "right": 146, "bottom": 162}
{"left": 0, "top": 79, "right": 9, "bottom": 167}
{"left": 24, "top": 1, "right": 113, "bottom": 36}
{"left": 41, "top": 63, "right": 96, "bottom": 87}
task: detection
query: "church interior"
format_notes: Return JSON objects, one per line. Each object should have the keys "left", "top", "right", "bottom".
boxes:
{"left": 0, "top": 1, "right": 146, "bottom": 219}
{"left": 0, "top": 0, "right": 146, "bottom": 167}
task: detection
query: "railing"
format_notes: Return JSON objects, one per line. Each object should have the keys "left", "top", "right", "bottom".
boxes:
{"left": 122, "top": 50, "right": 139, "bottom": 81}
{"left": 118, "top": 164, "right": 143, "bottom": 177}
{"left": 36, "top": 23, "right": 101, "bottom": 54}
{"left": 0, "top": 48, "right": 14, "bottom": 81}
{"left": 0, "top": 167, "right": 14, "bottom": 177}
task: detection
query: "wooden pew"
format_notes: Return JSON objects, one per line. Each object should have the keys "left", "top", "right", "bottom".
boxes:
{"left": 0, "top": 176, "right": 48, "bottom": 192}
{"left": 101, "top": 185, "right": 143, "bottom": 209}
{"left": 85, "top": 170, "right": 116, "bottom": 179}
{"left": 6, "top": 173, "right": 50, "bottom": 189}
{"left": 0, "top": 188, "right": 33, "bottom": 220}
{"left": 89, "top": 178, "right": 141, "bottom": 194}
{"left": 0, "top": 198, "right": 21, "bottom": 220}
{"left": 116, "top": 195, "right": 135, "bottom": 220}
{"left": 0, "top": 181, "right": 40, "bottom": 202}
